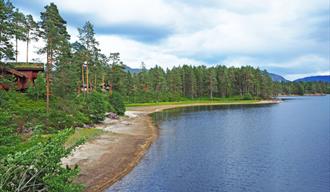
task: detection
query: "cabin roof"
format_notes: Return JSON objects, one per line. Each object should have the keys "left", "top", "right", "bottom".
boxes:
{"left": 3, "top": 68, "right": 28, "bottom": 78}
{"left": 12, "top": 62, "right": 44, "bottom": 71}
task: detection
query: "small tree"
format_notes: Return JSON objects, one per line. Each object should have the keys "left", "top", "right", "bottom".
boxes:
{"left": 110, "top": 91, "right": 125, "bottom": 115}
{"left": 27, "top": 73, "right": 46, "bottom": 100}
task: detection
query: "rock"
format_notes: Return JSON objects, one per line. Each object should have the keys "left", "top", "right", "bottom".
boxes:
{"left": 106, "top": 112, "right": 119, "bottom": 119}
{"left": 83, "top": 124, "right": 93, "bottom": 128}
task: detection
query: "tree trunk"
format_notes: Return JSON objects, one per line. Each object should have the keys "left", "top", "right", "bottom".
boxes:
{"left": 26, "top": 34, "right": 29, "bottom": 64}
{"left": 109, "top": 81, "right": 113, "bottom": 96}
{"left": 46, "top": 50, "right": 50, "bottom": 113}
{"left": 15, "top": 36, "right": 18, "bottom": 63}
{"left": 86, "top": 64, "right": 89, "bottom": 93}
{"left": 0, "top": 31, "right": 2, "bottom": 62}
{"left": 94, "top": 72, "right": 96, "bottom": 91}
{"left": 46, "top": 49, "right": 52, "bottom": 113}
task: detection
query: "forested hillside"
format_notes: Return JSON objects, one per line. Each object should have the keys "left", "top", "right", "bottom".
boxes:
{"left": 294, "top": 75, "right": 330, "bottom": 83}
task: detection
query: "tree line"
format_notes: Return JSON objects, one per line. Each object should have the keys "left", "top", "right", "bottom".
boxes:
{"left": 1, "top": 0, "right": 329, "bottom": 104}
{"left": 1, "top": 0, "right": 275, "bottom": 103}
{"left": 117, "top": 65, "right": 274, "bottom": 103}
{"left": 0, "top": 1, "right": 329, "bottom": 191}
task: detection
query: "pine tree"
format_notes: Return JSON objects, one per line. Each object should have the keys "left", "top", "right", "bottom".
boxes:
{"left": 0, "top": 0, "right": 15, "bottom": 62}
{"left": 39, "top": 3, "right": 70, "bottom": 112}
{"left": 208, "top": 67, "right": 217, "bottom": 99}
{"left": 23, "top": 14, "right": 39, "bottom": 64}
{"left": 12, "top": 9, "right": 26, "bottom": 63}
{"left": 108, "top": 52, "right": 125, "bottom": 95}
{"left": 78, "top": 21, "right": 101, "bottom": 91}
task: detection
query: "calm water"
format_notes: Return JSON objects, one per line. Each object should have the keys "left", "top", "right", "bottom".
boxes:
{"left": 108, "top": 96, "right": 330, "bottom": 192}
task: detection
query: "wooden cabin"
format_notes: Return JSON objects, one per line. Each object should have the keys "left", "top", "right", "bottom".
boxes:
{"left": 0, "top": 63, "right": 44, "bottom": 91}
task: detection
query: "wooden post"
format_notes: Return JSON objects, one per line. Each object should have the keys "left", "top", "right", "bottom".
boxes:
{"left": 81, "top": 63, "right": 85, "bottom": 92}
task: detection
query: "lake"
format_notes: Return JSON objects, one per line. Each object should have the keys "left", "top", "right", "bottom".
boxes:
{"left": 108, "top": 96, "right": 330, "bottom": 192}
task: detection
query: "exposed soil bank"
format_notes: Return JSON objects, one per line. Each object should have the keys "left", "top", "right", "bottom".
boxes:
{"left": 62, "top": 100, "right": 280, "bottom": 192}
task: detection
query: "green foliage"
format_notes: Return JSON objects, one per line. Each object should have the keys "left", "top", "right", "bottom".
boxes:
{"left": 0, "top": 110, "right": 20, "bottom": 152}
{"left": 26, "top": 73, "right": 46, "bottom": 100}
{"left": 273, "top": 82, "right": 329, "bottom": 95}
{"left": 110, "top": 91, "right": 126, "bottom": 115}
{"left": 2, "top": 1, "right": 330, "bottom": 191}
{"left": 77, "top": 92, "right": 109, "bottom": 123}
{"left": 39, "top": 3, "right": 70, "bottom": 56}
{"left": 243, "top": 93, "right": 253, "bottom": 100}
{"left": 65, "top": 128, "right": 103, "bottom": 148}
{"left": 0, "top": 129, "right": 84, "bottom": 192}
{"left": 0, "top": 73, "right": 16, "bottom": 89}
{"left": 124, "top": 65, "right": 276, "bottom": 102}
{"left": 0, "top": 0, "right": 15, "bottom": 61}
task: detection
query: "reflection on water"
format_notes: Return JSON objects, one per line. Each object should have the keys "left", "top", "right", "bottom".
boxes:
{"left": 108, "top": 96, "right": 330, "bottom": 192}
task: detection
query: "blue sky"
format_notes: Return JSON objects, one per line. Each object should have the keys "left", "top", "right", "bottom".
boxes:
{"left": 12, "top": 0, "right": 330, "bottom": 80}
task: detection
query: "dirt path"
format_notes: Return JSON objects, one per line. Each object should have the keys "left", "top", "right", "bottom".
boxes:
{"left": 62, "top": 100, "right": 280, "bottom": 192}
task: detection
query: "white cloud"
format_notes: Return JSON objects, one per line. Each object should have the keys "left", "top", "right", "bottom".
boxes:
{"left": 96, "top": 35, "right": 206, "bottom": 69}
{"left": 14, "top": 0, "right": 329, "bottom": 79}
{"left": 40, "top": 0, "right": 178, "bottom": 27}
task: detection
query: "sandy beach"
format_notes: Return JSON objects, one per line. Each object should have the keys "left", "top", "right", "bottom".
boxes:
{"left": 62, "top": 100, "right": 280, "bottom": 192}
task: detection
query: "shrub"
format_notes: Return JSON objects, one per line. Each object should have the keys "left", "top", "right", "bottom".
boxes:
{"left": 0, "top": 129, "right": 84, "bottom": 192}
{"left": 26, "top": 73, "right": 46, "bottom": 100}
{"left": 47, "top": 110, "right": 76, "bottom": 131}
{"left": 243, "top": 93, "right": 253, "bottom": 100}
{"left": 77, "top": 92, "right": 109, "bottom": 123}
{"left": 110, "top": 92, "right": 125, "bottom": 115}
{"left": 0, "top": 111, "right": 21, "bottom": 157}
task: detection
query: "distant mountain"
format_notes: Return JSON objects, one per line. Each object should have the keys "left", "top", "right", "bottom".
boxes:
{"left": 124, "top": 65, "right": 142, "bottom": 74}
{"left": 294, "top": 75, "right": 330, "bottom": 83}
{"left": 268, "top": 72, "right": 289, "bottom": 82}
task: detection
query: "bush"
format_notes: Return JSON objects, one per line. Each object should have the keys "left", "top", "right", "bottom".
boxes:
{"left": 26, "top": 73, "right": 46, "bottom": 100}
{"left": 0, "top": 129, "right": 84, "bottom": 192}
{"left": 243, "top": 93, "right": 253, "bottom": 100}
{"left": 77, "top": 92, "right": 109, "bottom": 123}
{"left": 0, "top": 111, "right": 21, "bottom": 157}
{"left": 47, "top": 110, "right": 76, "bottom": 131}
{"left": 110, "top": 92, "right": 126, "bottom": 115}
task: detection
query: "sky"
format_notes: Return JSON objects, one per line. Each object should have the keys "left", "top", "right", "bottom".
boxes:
{"left": 12, "top": 0, "right": 330, "bottom": 80}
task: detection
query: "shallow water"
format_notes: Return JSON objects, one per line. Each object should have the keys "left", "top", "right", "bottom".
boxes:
{"left": 108, "top": 96, "right": 330, "bottom": 192}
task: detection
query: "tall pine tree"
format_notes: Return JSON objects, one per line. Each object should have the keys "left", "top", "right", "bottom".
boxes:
{"left": 39, "top": 3, "right": 70, "bottom": 112}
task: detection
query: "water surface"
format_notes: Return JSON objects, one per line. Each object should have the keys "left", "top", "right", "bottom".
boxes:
{"left": 108, "top": 96, "right": 330, "bottom": 192}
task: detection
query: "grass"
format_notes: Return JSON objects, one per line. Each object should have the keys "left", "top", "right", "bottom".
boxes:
{"left": 65, "top": 128, "right": 103, "bottom": 147}
{"left": 126, "top": 97, "right": 260, "bottom": 107}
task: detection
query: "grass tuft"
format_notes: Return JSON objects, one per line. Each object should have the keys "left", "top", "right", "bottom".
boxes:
{"left": 65, "top": 128, "right": 103, "bottom": 147}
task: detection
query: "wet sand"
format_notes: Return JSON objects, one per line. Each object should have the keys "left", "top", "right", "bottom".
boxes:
{"left": 62, "top": 100, "right": 280, "bottom": 192}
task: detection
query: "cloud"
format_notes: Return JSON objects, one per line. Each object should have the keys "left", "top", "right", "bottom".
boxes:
{"left": 95, "top": 23, "right": 173, "bottom": 43}
{"left": 96, "top": 35, "right": 206, "bottom": 69}
{"left": 11, "top": 0, "right": 330, "bottom": 79}
{"left": 266, "top": 55, "right": 330, "bottom": 78}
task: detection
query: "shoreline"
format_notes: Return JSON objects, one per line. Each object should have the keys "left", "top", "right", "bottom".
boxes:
{"left": 62, "top": 100, "right": 280, "bottom": 192}
{"left": 276, "top": 93, "right": 327, "bottom": 97}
